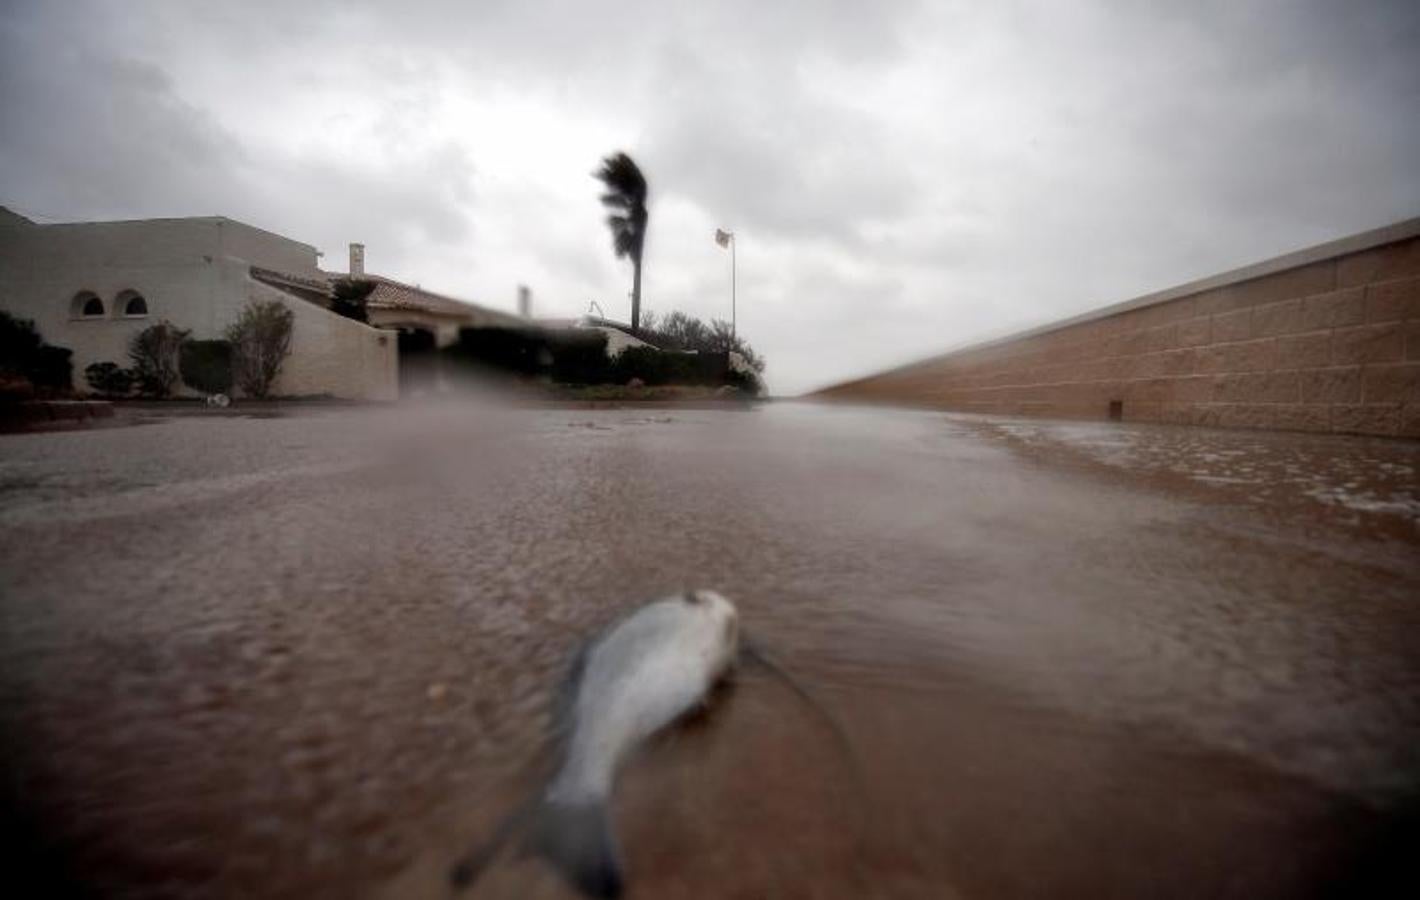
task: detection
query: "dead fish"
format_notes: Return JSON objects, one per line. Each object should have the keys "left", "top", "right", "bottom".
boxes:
{"left": 452, "top": 589, "right": 741, "bottom": 898}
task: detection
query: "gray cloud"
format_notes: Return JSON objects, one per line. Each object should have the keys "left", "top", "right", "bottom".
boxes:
{"left": 0, "top": 3, "right": 477, "bottom": 281}
{"left": 637, "top": 42, "right": 922, "bottom": 249}
{"left": 2, "top": 0, "right": 1417, "bottom": 393}
{"left": 0, "top": 25, "right": 238, "bottom": 219}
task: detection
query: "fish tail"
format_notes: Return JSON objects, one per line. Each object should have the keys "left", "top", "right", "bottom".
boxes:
{"left": 524, "top": 797, "right": 623, "bottom": 899}
{"left": 449, "top": 796, "right": 538, "bottom": 892}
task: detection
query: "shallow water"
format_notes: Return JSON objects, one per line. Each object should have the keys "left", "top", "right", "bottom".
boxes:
{"left": 1, "top": 403, "right": 1417, "bottom": 898}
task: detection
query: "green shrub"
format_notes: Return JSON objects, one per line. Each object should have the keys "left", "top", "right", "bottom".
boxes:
{"left": 450, "top": 326, "right": 545, "bottom": 375}
{"left": 0, "top": 310, "right": 72, "bottom": 393}
{"left": 726, "top": 365, "right": 764, "bottom": 395}
{"left": 639, "top": 309, "right": 766, "bottom": 373}
{"left": 330, "top": 278, "right": 376, "bottom": 323}
{"left": 445, "top": 325, "right": 760, "bottom": 391}
{"left": 129, "top": 320, "right": 190, "bottom": 397}
{"left": 612, "top": 346, "right": 727, "bottom": 386}
{"left": 179, "top": 339, "right": 234, "bottom": 395}
{"left": 447, "top": 327, "right": 612, "bottom": 382}
{"left": 1, "top": 310, "right": 43, "bottom": 369}
{"left": 226, "top": 300, "right": 293, "bottom": 398}
{"left": 85, "top": 361, "right": 136, "bottom": 397}
{"left": 27, "top": 345, "right": 73, "bottom": 389}
{"left": 549, "top": 330, "right": 613, "bottom": 383}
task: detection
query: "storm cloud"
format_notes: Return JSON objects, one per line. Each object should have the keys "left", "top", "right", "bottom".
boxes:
{"left": 2, "top": 0, "right": 1417, "bottom": 393}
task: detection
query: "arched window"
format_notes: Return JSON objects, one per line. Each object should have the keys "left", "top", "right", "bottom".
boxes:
{"left": 71, "top": 291, "right": 104, "bottom": 319}
{"left": 119, "top": 291, "right": 149, "bottom": 317}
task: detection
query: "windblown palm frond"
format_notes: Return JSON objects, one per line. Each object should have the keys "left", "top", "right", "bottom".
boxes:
{"left": 594, "top": 152, "right": 650, "bottom": 332}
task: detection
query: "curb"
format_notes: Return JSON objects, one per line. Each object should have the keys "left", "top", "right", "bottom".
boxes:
{"left": 0, "top": 400, "right": 116, "bottom": 431}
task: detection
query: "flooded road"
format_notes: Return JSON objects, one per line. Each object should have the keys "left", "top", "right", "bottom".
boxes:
{"left": 1, "top": 403, "right": 1417, "bottom": 899}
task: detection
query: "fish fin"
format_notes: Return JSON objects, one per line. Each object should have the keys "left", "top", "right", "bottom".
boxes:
{"left": 739, "top": 637, "right": 862, "bottom": 782}
{"left": 524, "top": 798, "right": 624, "bottom": 899}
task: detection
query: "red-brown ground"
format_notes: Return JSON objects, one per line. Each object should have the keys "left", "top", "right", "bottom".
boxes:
{"left": 1, "top": 403, "right": 1416, "bottom": 898}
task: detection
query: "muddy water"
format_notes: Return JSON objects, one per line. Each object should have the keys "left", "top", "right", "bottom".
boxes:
{"left": 1, "top": 403, "right": 1417, "bottom": 898}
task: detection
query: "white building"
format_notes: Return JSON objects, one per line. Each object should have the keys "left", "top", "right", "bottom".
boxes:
{"left": 0, "top": 207, "right": 525, "bottom": 400}
{"left": 537, "top": 314, "right": 659, "bottom": 356}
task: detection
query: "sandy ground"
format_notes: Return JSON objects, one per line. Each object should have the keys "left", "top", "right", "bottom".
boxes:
{"left": 1, "top": 402, "right": 1417, "bottom": 899}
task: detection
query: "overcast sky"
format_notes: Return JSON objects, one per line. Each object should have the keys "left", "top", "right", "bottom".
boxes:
{"left": 2, "top": 1, "right": 1417, "bottom": 394}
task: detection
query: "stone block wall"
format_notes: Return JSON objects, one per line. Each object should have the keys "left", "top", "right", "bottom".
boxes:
{"left": 815, "top": 222, "right": 1420, "bottom": 437}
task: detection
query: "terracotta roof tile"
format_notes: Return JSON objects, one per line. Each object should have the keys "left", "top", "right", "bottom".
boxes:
{"left": 360, "top": 275, "right": 524, "bottom": 326}
{"left": 250, "top": 266, "right": 331, "bottom": 300}
{"left": 256, "top": 266, "right": 526, "bottom": 327}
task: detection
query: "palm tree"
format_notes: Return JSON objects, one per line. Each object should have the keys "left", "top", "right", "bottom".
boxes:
{"left": 595, "top": 152, "right": 649, "bottom": 334}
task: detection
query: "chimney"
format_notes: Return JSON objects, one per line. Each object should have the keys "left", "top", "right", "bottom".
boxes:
{"left": 517, "top": 284, "right": 532, "bottom": 318}
{"left": 349, "top": 242, "right": 365, "bottom": 277}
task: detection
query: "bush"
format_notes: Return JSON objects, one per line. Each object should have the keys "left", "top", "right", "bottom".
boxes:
{"left": 27, "top": 345, "right": 74, "bottom": 389}
{"left": 447, "top": 327, "right": 612, "bottom": 382}
{"left": 226, "top": 299, "right": 293, "bottom": 399}
{"left": 549, "top": 330, "right": 613, "bottom": 383}
{"left": 179, "top": 340, "right": 234, "bottom": 395}
{"left": 726, "top": 364, "right": 764, "bottom": 395}
{"left": 129, "top": 320, "right": 190, "bottom": 397}
{"left": 448, "top": 326, "right": 545, "bottom": 375}
{"left": 639, "top": 309, "right": 765, "bottom": 373}
{"left": 0, "top": 310, "right": 43, "bottom": 368}
{"left": 444, "top": 324, "right": 762, "bottom": 392}
{"left": 330, "top": 278, "right": 376, "bottom": 323}
{"left": 85, "top": 362, "right": 136, "bottom": 397}
{"left": 0, "top": 310, "right": 73, "bottom": 394}
{"left": 611, "top": 346, "right": 728, "bottom": 386}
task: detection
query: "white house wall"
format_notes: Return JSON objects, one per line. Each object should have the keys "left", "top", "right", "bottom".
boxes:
{"left": 0, "top": 214, "right": 397, "bottom": 401}
{"left": 244, "top": 274, "right": 398, "bottom": 401}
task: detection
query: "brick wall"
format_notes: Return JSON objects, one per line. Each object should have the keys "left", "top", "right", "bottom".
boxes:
{"left": 815, "top": 222, "right": 1420, "bottom": 438}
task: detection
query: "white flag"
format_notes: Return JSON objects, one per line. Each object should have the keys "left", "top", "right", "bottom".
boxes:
{"left": 715, "top": 228, "right": 732, "bottom": 248}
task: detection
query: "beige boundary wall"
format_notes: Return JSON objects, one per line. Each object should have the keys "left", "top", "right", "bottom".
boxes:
{"left": 815, "top": 219, "right": 1420, "bottom": 438}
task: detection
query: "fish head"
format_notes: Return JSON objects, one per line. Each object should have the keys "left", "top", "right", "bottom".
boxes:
{"left": 685, "top": 589, "right": 740, "bottom": 665}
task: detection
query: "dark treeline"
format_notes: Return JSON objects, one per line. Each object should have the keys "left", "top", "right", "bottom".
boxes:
{"left": 638, "top": 310, "right": 764, "bottom": 373}
{"left": 446, "top": 326, "right": 762, "bottom": 393}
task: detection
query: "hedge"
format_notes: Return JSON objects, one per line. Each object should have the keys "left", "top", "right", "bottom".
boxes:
{"left": 180, "top": 339, "right": 234, "bottom": 395}
{"left": 448, "top": 327, "right": 611, "bottom": 380}
{"left": 445, "top": 325, "right": 757, "bottom": 390}
{"left": 85, "top": 361, "right": 135, "bottom": 397}
{"left": 0, "top": 311, "right": 72, "bottom": 392}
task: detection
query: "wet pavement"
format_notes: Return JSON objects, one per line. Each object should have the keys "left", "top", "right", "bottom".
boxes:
{"left": 1, "top": 402, "right": 1417, "bottom": 899}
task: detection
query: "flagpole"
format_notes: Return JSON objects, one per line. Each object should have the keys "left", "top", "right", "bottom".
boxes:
{"left": 716, "top": 228, "right": 737, "bottom": 342}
